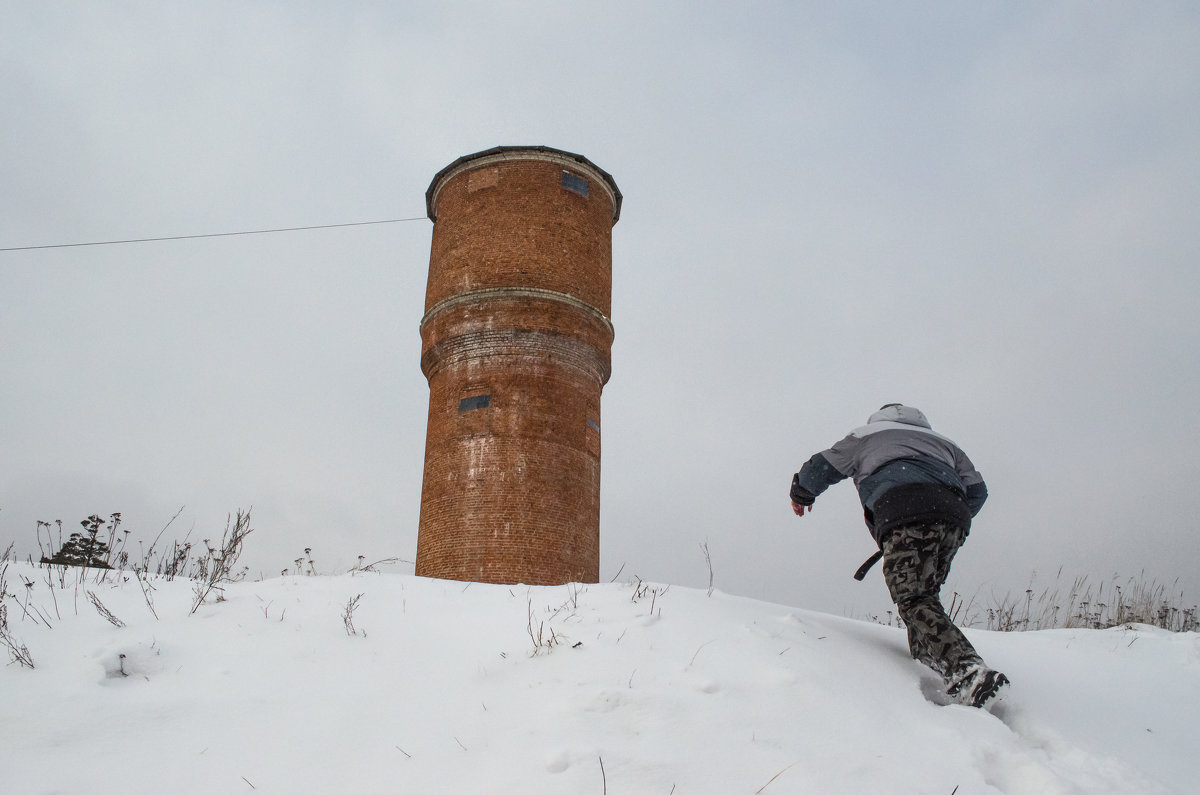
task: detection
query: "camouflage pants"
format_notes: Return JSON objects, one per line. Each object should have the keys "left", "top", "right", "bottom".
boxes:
{"left": 881, "top": 522, "right": 981, "bottom": 681}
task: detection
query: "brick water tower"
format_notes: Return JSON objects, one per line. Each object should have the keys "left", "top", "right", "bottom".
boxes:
{"left": 415, "top": 146, "right": 622, "bottom": 585}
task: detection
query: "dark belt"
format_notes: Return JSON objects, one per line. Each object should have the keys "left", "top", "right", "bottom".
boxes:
{"left": 853, "top": 550, "right": 883, "bottom": 581}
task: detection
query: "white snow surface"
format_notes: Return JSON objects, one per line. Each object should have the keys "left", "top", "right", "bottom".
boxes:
{"left": 2, "top": 563, "right": 1197, "bottom": 794}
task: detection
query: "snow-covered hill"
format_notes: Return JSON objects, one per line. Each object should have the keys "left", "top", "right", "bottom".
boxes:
{"left": 2, "top": 563, "right": 1196, "bottom": 793}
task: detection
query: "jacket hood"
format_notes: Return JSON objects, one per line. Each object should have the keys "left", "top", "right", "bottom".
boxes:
{"left": 867, "top": 404, "right": 931, "bottom": 429}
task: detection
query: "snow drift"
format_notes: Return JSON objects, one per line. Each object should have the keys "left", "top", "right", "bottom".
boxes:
{"left": 2, "top": 563, "right": 1196, "bottom": 793}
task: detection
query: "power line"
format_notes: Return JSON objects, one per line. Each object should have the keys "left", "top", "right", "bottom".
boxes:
{"left": 0, "top": 216, "right": 428, "bottom": 252}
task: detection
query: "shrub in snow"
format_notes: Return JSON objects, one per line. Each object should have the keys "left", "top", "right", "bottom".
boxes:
{"left": 40, "top": 514, "right": 116, "bottom": 570}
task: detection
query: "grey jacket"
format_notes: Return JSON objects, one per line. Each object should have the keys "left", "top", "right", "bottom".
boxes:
{"left": 792, "top": 405, "right": 987, "bottom": 541}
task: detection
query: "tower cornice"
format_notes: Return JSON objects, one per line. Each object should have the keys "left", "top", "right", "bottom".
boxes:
{"left": 419, "top": 286, "right": 613, "bottom": 336}
{"left": 425, "top": 145, "right": 622, "bottom": 223}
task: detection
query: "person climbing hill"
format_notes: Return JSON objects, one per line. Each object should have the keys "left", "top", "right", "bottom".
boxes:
{"left": 790, "top": 403, "right": 1009, "bottom": 708}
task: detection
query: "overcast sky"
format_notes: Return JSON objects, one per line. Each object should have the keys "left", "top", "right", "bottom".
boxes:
{"left": 3, "top": 1, "right": 1198, "bottom": 618}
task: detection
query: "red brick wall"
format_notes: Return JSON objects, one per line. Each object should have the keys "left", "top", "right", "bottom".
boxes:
{"left": 415, "top": 149, "right": 618, "bottom": 585}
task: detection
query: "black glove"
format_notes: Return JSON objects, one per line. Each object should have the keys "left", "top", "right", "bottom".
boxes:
{"left": 790, "top": 473, "right": 815, "bottom": 506}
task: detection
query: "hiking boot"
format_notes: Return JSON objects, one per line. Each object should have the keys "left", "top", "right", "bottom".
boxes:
{"left": 946, "top": 665, "right": 1010, "bottom": 708}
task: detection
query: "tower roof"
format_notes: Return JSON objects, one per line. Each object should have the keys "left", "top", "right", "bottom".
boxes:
{"left": 426, "top": 145, "right": 622, "bottom": 223}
